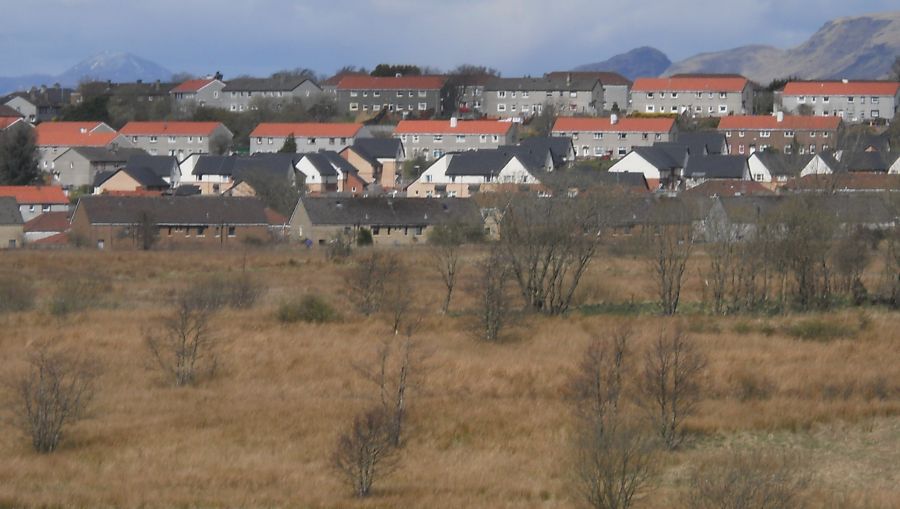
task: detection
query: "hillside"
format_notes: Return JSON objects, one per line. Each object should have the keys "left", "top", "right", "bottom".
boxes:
{"left": 665, "top": 11, "right": 900, "bottom": 83}
{"left": 0, "top": 52, "right": 172, "bottom": 95}
{"left": 573, "top": 46, "right": 671, "bottom": 80}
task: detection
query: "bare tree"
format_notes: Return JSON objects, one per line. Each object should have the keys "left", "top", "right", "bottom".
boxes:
{"left": 772, "top": 195, "right": 836, "bottom": 310}
{"left": 646, "top": 221, "right": 694, "bottom": 316}
{"left": 573, "top": 417, "right": 657, "bottom": 509}
{"left": 145, "top": 297, "right": 218, "bottom": 387}
{"left": 346, "top": 252, "right": 401, "bottom": 316}
{"left": 354, "top": 332, "right": 424, "bottom": 447}
{"left": 471, "top": 246, "right": 512, "bottom": 342}
{"left": 704, "top": 221, "right": 738, "bottom": 315}
{"left": 683, "top": 449, "right": 808, "bottom": 509}
{"left": 383, "top": 270, "right": 414, "bottom": 335}
{"left": 333, "top": 406, "right": 398, "bottom": 498}
{"left": 567, "top": 327, "right": 631, "bottom": 432}
{"left": 500, "top": 195, "right": 605, "bottom": 315}
{"left": 12, "top": 345, "right": 98, "bottom": 453}
{"left": 638, "top": 328, "right": 706, "bottom": 450}
{"left": 428, "top": 223, "right": 474, "bottom": 314}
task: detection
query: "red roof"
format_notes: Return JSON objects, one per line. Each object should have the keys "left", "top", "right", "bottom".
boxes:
{"left": 394, "top": 119, "right": 512, "bottom": 135}
{"left": 632, "top": 77, "right": 748, "bottom": 93}
{"left": 782, "top": 81, "right": 900, "bottom": 96}
{"left": 171, "top": 78, "right": 218, "bottom": 93}
{"left": 718, "top": 115, "right": 841, "bottom": 131}
{"left": 784, "top": 174, "right": 900, "bottom": 191}
{"left": 0, "top": 117, "right": 24, "bottom": 130}
{"left": 120, "top": 121, "right": 224, "bottom": 136}
{"left": 32, "top": 232, "right": 70, "bottom": 246}
{"left": 250, "top": 122, "right": 363, "bottom": 138}
{"left": 683, "top": 180, "right": 774, "bottom": 197}
{"left": 23, "top": 211, "right": 70, "bottom": 233}
{"left": 35, "top": 122, "right": 118, "bottom": 147}
{"left": 0, "top": 185, "right": 68, "bottom": 205}
{"left": 552, "top": 116, "right": 675, "bottom": 133}
{"left": 265, "top": 208, "right": 287, "bottom": 225}
{"left": 336, "top": 75, "right": 447, "bottom": 90}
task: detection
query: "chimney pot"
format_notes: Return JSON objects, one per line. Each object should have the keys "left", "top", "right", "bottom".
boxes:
{"left": 610, "top": 113, "right": 618, "bottom": 125}
{"left": 450, "top": 117, "right": 458, "bottom": 128}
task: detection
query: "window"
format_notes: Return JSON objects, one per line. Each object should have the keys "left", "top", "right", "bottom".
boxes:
{"left": 594, "top": 147, "right": 603, "bottom": 156}
{"left": 823, "top": 96, "right": 830, "bottom": 103}
{"left": 188, "top": 137, "right": 194, "bottom": 144}
{"left": 647, "top": 92, "right": 654, "bottom": 98}
{"left": 645, "top": 105, "right": 655, "bottom": 113}
{"left": 396, "top": 91, "right": 403, "bottom": 98}
{"left": 708, "top": 106, "right": 714, "bottom": 113}
{"left": 860, "top": 97, "right": 866, "bottom": 104}
{"left": 655, "top": 133, "right": 662, "bottom": 141}
{"left": 432, "top": 149, "right": 442, "bottom": 159}
{"left": 809, "top": 131, "right": 816, "bottom": 137}
{"left": 268, "top": 137, "right": 273, "bottom": 145}
{"left": 491, "top": 135, "right": 499, "bottom": 143}
{"left": 848, "top": 96, "right": 854, "bottom": 103}
{"left": 822, "top": 131, "right": 829, "bottom": 138}
{"left": 456, "top": 135, "right": 465, "bottom": 143}
{"left": 433, "top": 135, "right": 442, "bottom": 143}
{"left": 408, "top": 91, "right": 414, "bottom": 97}
{"left": 809, "top": 144, "right": 816, "bottom": 154}
{"left": 659, "top": 92, "right": 666, "bottom": 98}
{"left": 617, "top": 133, "right": 627, "bottom": 140}
{"left": 719, "top": 92, "right": 727, "bottom": 99}
{"left": 480, "top": 134, "right": 487, "bottom": 143}
{"left": 738, "top": 130, "right": 745, "bottom": 137}
{"left": 418, "top": 102, "right": 427, "bottom": 110}
{"left": 872, "top": 110, "right": 880, "bottom": 118}
{"left": 760, "top": 131, "right": 771, "bottom": 138}
{"left": 362, "top": 91, "right": 368, "bottom": 97}
{"left": 350, "top": 91, "right": 358, "bottom": 97}
{"left": 349, "top": 103, "right": 358, "bottom": 111}
{"left": 871, "top": 97, "right": 879, "bottom": 104}
{"left": 329, "top": 138, "right": 335, "bottom": 145}
{"left": 132, "top": 136, "right": 138, "bottom": 143}
{"left": 570, "top": 91, "right": 577, "bottom": 98}
{"left": 308, "top": 138, "right": 316, "bottom": 144}
{"left": 617, "top": 147, "right": 627, "bottom": 156}
{"left": 196, "top": 226, "right": 206, "bottom": 237}
{"left": 400, "top": 134, "right": 408, "bottom": 142}
{"left": 642, "top": 133, "right": 649, "bottom": 140}
{"left": 738, "top": 144, "right": 745, "bottom": 154}
{"left": 799, "top": 95, "right": 806, "bottom": 103}
{"left": 593, "top": 132, "right": 602, "bottom": 140}
{"left": 718, "top": 105, "right": 727, "bottom": 113}
{"left": 498, "top": 91, "right": 506, "bottom": 98}
{"left": 149, "top": 136, "right": 158, "bottom": 143}
{"left": 372, "top": 91, "right": 380, "bottom": 97}
{"left": 412, "top": 135, "right": 420, "bottom": 143}
{"left": 695, "top": 92, "right": 702, "bottom": 99}
{"left": 373, "top": 104, "right": 381, "bottom": 111}
{"left": 811, "top": 96, "right": 817, "bottom": 103}
{"left": 522, "top": 91, "right": 529, "bottom": 98}
{"left": 671, "top": 92, "right": 678, "bottom": 98}
{"left": 671, "top": 106, "right": 678, "bottom": 113}
{"left": 497, "top": 104, "right": 507, "bottom": 112}
{"left": 784, "top": 130, "right": 794, "bottom": 137}
{"left": 510, "top": 104, "right": 517, "bottom": 111}
{"left": 227, "top": 226, "right": 236, "bottom": 237}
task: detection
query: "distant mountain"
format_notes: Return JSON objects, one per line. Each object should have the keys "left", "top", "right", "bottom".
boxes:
{"left": 573, "top": 47, "right": 672, "bottom": 80}
{"left": 665, "top": 11, "right": 900, "bottom": 83}
{"left": 0, "top": 52, "right": 173, "bottom": 95}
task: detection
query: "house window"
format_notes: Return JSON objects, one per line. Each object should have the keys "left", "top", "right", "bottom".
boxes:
{"left": 760, "top": 131, "right": 770, "bottom": 138}
{"left": 480, "top": 134, "right": 487, "bottom": 143}
{"left": 738, "top": 130, "right": 745, "bottom": 137}
{"left": 671, "top": 92, "right": 678, "bottom": 99}
{"left": 655, "top": 133, "right": 662, "bottom": 141}
{"left": 432, "top": 149, "right": 443, "bottom": 159}
{"left": 719, "top": 92, "right": 727, "bottom": 99}
{"left": 593, "top": 132, "right": 602, "bottom": 140}
{"left": 871, "top": 97, "right": 879, "bottom": 104}
{"left": 497, "top": 104, "right": 506, "bottom": 112}
{"left": 197, "top": 226, "right": 206, "bottom": 237}
{"left": 150, "top": 136, "right": 157, "bottom": 143}
{"left": 738, "top": 144, "right": 745, "bottom": 154}
{"left": 373, "top": 104, "right": 381, "bottom": 111}
{"left": 456, "top": 135, "right": 465, "bottom": 143}
{"left": 268, "top": 137, "right": 273, "bottom": 144}
{"left": 822, "top": 131, "right": 829, "bottom": 138}
{"left": 228, "top": 226, "right": 236, "bottom": 237}
{"left": 646, "top": 105, "right": 655, "bottom": 113}
{"left": 718, "top": 105, "right": 727, "bottom": 113}
{"left": 594, "top": 147, "right": 603, "bottom": 156}
{"left": 433, "top": 135, "right": 442, "bottom": 143}
{"left": 132, "top": 136, "right": 138, "bottom": 143}
{"left": 168, "top": 136, "right": 176, "bottom": 143}
{"left": 872, "top": 110, "right": 880, "bottom": 118}
{"left": 412, "top": 135, "right": 420, "bottom": 143}
{"left": 659, "top": 92, "right": 666, "bottom": 98}
{"left": 726, "top": 131, "right": 732, "bottom": 137}
{"left": 823, "top": 96, "right": 830, "bottom": 103}
{"left": 617, "top": 147, "right": 627, "bottom": 156}
{"left": 349, "top": 103, "right": 358, "bottom": 111}
{"left": 809, "top": 131, "right": 816, "bottom": 137}
{"left": 618, "top": 133, "right": 626, "bottom": 140}
{"left": 400, "top": 134, "right": 408, "bottom": 142}
{"left": 492, "top": 135, "right": 499, "bottom": 143}
{"left": 498, "top": 91, "right": 506, "bottom": 98}
{"left": 373, "top": 91, "right": 381, "bottom": 97}
{"left": 647, "top": 92, "right": 654, "bottom": 98}
{"left": 418, "top": 102, "right": 427, "bottom": 110}
{"left": 350, "top": 91, "right": 358, "bottom": 97}
{"left": 784, "top": 131, "right": 794, "bottom": 137}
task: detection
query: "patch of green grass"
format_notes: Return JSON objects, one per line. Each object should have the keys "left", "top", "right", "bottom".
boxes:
{"left": 784, "top": 318, "right": 856, "bottom": 342}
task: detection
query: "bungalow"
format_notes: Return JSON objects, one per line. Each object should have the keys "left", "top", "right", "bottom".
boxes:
{"left": 221, "top": 77, "right": 321, "bottom": 112}
{"left": 551, "top": 115, "right": 677, "bottom": 159}
{"left": 94, "top": 166, "right": 169, "bottom": 195}
{"left": 800, "top": 151, "right": 900, "bottom": 177}
{"left": 250, "top": 122, "right": 366, "bottom": 154}
{"left": 0, "top": 185, "right": 69, "bottom": 222}
{"left": 23, "top": 211, "right": 69, "bottom": 244}
{"left": 394, "top": 118, "right": 516, "bottom": 161}
{"left": 717, "top": 113, "right": 841, "bottom": 156}
{"left": 70, "top": 196, "right": 271, "bottom": 249}
{"left": 119, "top": 121, "right": 233, "bottom": 158}
{"left": 746, "top": 151, "right": 812, "bottom": 187}
{"left": 296, "top": 151, "right": 365, "bottom": 194}
{"left": 779, "top": 81, "right": 900, "bottom": 122}
{"left": 334, "top": 75, "right": 449, "bottom": 117}
{"left": 517, "top": 136, "right": 576, "bottom": 169}
{"left": 289, "top": 196, "right": 483, "bottom": 246}
{"left": 51, "top": 146, "right": 147, "bottom": 189}
{"left": 608, "top": 144, "right": 688, "bottom": 190}
{"left": 631, "top": 75, "right": 753, "bottom": 116}
{"left": 682, "top": 155, "right": 751, "bottom": 189}
{"left": 406, "top": 149, "right": 542, "bottom": 198}
{"left": 34, "top": 121, "right": 127, "bottom": 172}
{"left": 339, "top": 138, "right": 405, "bottom": 190}
{"left": 182, "top": 153, "right": 303, "bottom": 194}
{"left": 0, "top": 197, "right": 24, "bottom": 248}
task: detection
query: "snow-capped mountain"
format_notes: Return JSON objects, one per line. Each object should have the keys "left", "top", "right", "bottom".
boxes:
{"left": 0, "top": 52, "right": 173, "bottom": 95}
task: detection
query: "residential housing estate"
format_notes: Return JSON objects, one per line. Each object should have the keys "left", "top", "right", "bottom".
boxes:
{"left": 393, "top": 118, "right": 515, "bottom": 161}
{"left": 717, "top": 113, "right": 842, "bottom": 155}
{"left": 551, "top": 116, "right": 677, "bottom": 159}
{"left": 779, "top": 80, "right": 900, "bottom": 122}
{"left": 631, "top": 76, "right": 753, "bottom": 116}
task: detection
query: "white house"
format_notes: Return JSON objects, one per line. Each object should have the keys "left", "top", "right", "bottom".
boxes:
{"left": 406, "top": 149, "right": 541, "bottom": 198}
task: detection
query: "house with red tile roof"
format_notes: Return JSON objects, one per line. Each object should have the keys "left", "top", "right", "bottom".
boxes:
{"left": 120, "top": 121, "right": 232, "bottom": 159}
{"left": 335, "top": 75, "right": 448, "bottom": 117}
{"left": 23, "top": 210, "right": 70, "bottom": 244}
{"left": 779, "top": 80, "right": 900, "bottom": 123}
{"left": 170, "top": 77, "right": 226, "bottom": 111}
{"left": 631, "top": 75, "right": 753, "bottom": 117}
{"left": 0, "top": 185, "right": 69, "bottom": 222}
{"left": 34, "top": 121, "right": 129, "bottom": 172}
{"left": 249, "top": 122, "right": 366, "bottom": 154}
{"left": 551, "top": 115, "right": 677, "bottom": 159}
{"left": 394, "top": 119, "right": 515, "bottom": 161}
{"left": 717, "top": 113, "right": 841, "bottom": 156}
{"left": 0, "top": 104, "right": 26, "bottom": 131}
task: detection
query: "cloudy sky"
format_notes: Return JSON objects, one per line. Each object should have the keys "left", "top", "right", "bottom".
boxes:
{"left": 1, "top": 0, "right": 897, "bottom": 78}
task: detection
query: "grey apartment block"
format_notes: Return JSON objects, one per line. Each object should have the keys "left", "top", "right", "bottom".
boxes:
{"left": 395, "top": 126, "right": 516, "bottom": 161}
{"left": 336, "top": 80, "right": 448, "bottom": 116}
{"left": 630, "top": 78, "right": 753, "bottom": 117}
{"left": 482, "top": 76, "right": 603, "bottom": 119}
{"left": 52, "top": 147, "right": 147, "bottom": 189}
{"left": 171, "top": 79, "right": 226, "bottom": 111}
{"left": 123, "top": 124, "right": 233, "bottom": 159}
{"left": 221, "top": 78, "right": 322, "bottom": 112}
{"left": 545, "top": 72, "right": 632, "bottom": 114}
{"left": 779, "top": 82, "right": 900, "bottom": 123}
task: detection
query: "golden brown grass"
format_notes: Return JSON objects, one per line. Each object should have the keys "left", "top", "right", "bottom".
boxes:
{"left": 0, "top": 247, "right": 898, "bottom": 508}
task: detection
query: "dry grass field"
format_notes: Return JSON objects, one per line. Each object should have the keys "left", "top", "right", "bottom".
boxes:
{"left": 0, "top": 246, "right": 899, "bottom": 508}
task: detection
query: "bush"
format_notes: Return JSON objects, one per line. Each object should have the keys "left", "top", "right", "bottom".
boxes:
{"left": 277, "top": 295, "right": 337, "bottom": 323}
{"left": 357, "top": 228, "right": 373, "bottom": 246}
{"left": 49, "top": 273, "right": 109, "bottom": 317}
{"left": 184, "top": 273, "right": 265, "bottom": 311}
{"left": 0, "top": 274, "right": 35, "bottom": 313}
{"left": 784, "top": 318, "right": 855, "bottom": 342}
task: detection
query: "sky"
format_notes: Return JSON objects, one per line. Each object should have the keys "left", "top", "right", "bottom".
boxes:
{"left": 1, "top": 0, "right": 897, "bottom": 78}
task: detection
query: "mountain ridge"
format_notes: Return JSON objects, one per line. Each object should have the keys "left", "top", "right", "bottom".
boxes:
{"left": 0, "top": 52, "right": 173, "bottom": 95}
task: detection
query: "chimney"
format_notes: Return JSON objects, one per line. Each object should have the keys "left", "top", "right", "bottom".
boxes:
{"left": 450, "top": 116, "right": 458, "bottom": 128}
{"left": 610, "top": 113, "right": 618, "bottom": 125}
{"left": 395, "top": 72, "right": 402, "bottom": 78}
{"left": 842, "top": 78, "right": 849, "bottom": 84}
{"left": 776, "top": 111, "right": 784, "bottom": 123}
{"left": 566, "top": 73, "right": 571, "bottom": 86}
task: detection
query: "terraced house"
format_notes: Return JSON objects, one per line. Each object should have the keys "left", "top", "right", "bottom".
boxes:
{"left": 394, "top": 118, "right": 515, "bottom": 161}
{"left": 551, "top": 116, "right": 677, "bottom": 159}
{"left": 34, "top": 121, "right": 128, "bottom": 172}
{"left": 717, "top": 113, "right": 842, "bottom": 156}
{"left": 545, "top": 71, "right": 632, "bottom": 113}
{"left": 779, "top": 80, "right": 900, "bottom": 122}
{"left": 630, "top": 75, "right": 753, "bottom": 116}
{"left": 334, "top": 75, "right": 448, "bottom": 117}
{"left": 482, "top": 75, "right": 603, "bottom": 120}
{"left": 119, "top": 121, "right": 232, "bottom": 158}
{"left": 221, "top": 77, "right": 321, "bottom": 112}
{"left": 249, "top": 123, "right": 366, "bottom": 154}
{"left": 170, "top": 77, "right": 226, "bottom": 110}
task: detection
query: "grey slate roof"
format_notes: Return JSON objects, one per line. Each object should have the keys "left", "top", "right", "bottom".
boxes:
{"left": 631, "top": 146, "right": 687, "bottom": 171}
{"left": 676, "top": 132, "right": 727, "bottom": 156}
{"left": 69, "top": 146, "right": 146, "bottom": 163}
{"left": 194, "top": 155, "right": 238, "bottom": 177}
{"left": 484, "top": 76, "right": 600, "bottom": 92}
{"left": 299, "top": 197, "right": 482, "bottom": 227}
{"left": 126, "top": 155, "right": 177, "bottom": 179}
{"left": 545, "top": 71, "right": 632, "bottom": 86}
{"left": 518, "top": 136, "right": 573, "bottom": 167}
{"left": 839, "top": 151, "right": 900, "bottom": 173}
{"left": 684, "top": 155, "right": 747, "bottom": 179}
{"left": 120, "top": 166, "right": 169, "bottom": 188}
{"left": 235, "top": 153, "right": 302, "bottom": 182}
{"left": 445, "top": 150, "right": 516, "bottom": 177}
{"left": 351, "top": 138, "right": 402, "bottom": 165}
{"left": 302, "top": 151, "right": 355, "bottom": 178}
{"left": 0, "top": 197, "right": 24, "bottom": 225}
{"left": 77, "top": 196, "right": 269, "bottom": 225}
{"left": 222, "top": 77, "right": 315, "bottom": 92}
{"left": 752, "top": 151, "right": 812, "bottom": 177}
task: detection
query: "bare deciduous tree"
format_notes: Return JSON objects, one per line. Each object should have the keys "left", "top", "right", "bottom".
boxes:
{"left": 428, "top": 224, "right": 470, "bottom": 314}
{"left": 646, "top": 222, "right": 694, "bottom": 316}
{"left": 346, "top": 252, "right": 401, "bottom": 316}
{"left": 333, "top": 407, "right": 398, "bottom": 498}
{"left": 573, "top": 417, "right": 657, "bottom": 509}
{"left": 638, "top": 328, "right": 706, "bottom": 450}
{"left": 12, "top": 345, "right": 98, "bottom": 453}
{"left": 145, "top": 297, "right": 218, "bottom": 387}
{"left": 567, "top": 327, "right": 631, "bottom": 432}
{"left": 772, "top": 195, "right": 836, "bottom": 310}
{"left": 499, "top": 195, "right": 606, "bottom": 315}
{"left": 383, "top": 270, "right": 414, "bottom": 335}
{"left": 471, "top": 246, "right": 512, "bottom": 342}
{"left": 683, "top": 448, "right": 809, "bottom": 509}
